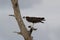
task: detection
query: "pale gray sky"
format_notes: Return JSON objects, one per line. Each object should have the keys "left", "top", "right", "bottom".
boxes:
{"left": 0, "top": 0, "right": 60, "bottom": 40}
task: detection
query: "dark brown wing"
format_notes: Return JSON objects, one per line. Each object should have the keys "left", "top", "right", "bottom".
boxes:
{"left": 26, "top": 17, "right": 45, "bottom": 23}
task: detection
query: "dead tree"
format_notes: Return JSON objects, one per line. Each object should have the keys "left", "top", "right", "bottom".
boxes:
{"left": 11, "top": 0, "right": 32, "bottom": 40}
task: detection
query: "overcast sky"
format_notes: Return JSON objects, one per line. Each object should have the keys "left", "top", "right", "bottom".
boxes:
{"left": 0, "top": 0, "right": 60, "bottom": 40}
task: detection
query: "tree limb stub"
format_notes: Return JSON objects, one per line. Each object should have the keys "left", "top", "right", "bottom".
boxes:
{"left": 11, "top": 0, "right": 32, "bottom": 40}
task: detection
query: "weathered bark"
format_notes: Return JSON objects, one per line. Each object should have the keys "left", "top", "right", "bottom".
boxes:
{"left": 11, "top": 0, "right": 32, "bottom": 40}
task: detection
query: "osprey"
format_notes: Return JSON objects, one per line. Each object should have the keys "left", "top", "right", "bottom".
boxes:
{"left": 23, "top": 16, "right": 45, "bottom": 23}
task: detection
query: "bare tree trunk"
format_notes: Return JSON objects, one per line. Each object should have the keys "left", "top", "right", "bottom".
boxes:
{"left": 11, "top": 0, "right": 32, "bottom": 40}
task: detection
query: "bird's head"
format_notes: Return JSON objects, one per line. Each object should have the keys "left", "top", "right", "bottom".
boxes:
{"left": 23, "top": 16, "right": 29, "bottom": 18}
{"left": 23, "top": 16, "right": 26, "bottom": 18}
